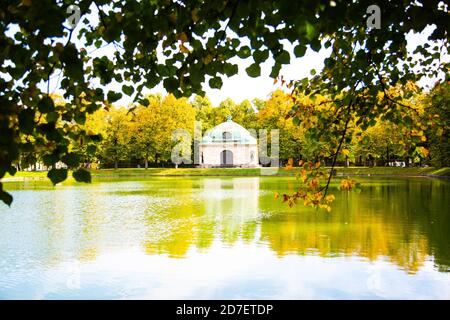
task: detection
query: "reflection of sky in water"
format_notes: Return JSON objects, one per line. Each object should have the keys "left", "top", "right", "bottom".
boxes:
{"left": 0, "top": 176, "right": 449, "bottom": 299}
{"left": 2, "top": 244, "right": 450, "bottom": 299}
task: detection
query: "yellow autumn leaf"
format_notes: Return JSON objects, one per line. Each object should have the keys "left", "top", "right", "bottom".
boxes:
{"left": 202, "top": 54, "right": 213, "bottom": 65}
{"left": 177, "top": 32, "right": 188, "bottom": 43}
{"left": 285, "top": 158, "right": 293, "bottom": 170}
{"left": 179, "top": 43, "right": 190, "bottom": 54}
{"left": 325, "top": 194, "right": 335, "bottom": 203}
{"left": 417, "top": 146, "right": 429, "bottom": 158}
{"left": 339, "top": 179, "right": 356, "bottom": 191}
{"left": 309, "top": 178, "right": 318, "bottom": 189}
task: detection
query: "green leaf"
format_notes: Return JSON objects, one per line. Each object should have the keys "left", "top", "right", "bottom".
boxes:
{"left": 209, "top": 76, "right": 223, "bottom": 89}
{"left": 246, "top": 63, "right": 261, "bottom": 77}
{"left": 403, "top": 116, "right": 412, "bottom": 126}
{"left": 74, "top": 111, "right": 86, "bottom": 125}
{"left": 107, "top": 91, "right": 123, "bottom": 103}
{"left": 73, "top": 168, "right": 92, "bottom": 183}
{"left": 269, "top": 63, "right": 282, "bottom": 78}
{"left": 237, "top": 46, "right": 251, "bottom": 59}
{"left": 0, "top": 190, "right": 13, "bottom": 206}
{"left": 86, "top": 145, "right": 97, "bottom": 155}
{"left": 18, "top": 109, "right": 35, "bottom": 134}
{"left": 310, "top": 39, "right": 321, "bottom": 52}
{"left": 88, "top": 134, "right": 102, "bottom": 142}
{"left": 305, "top": 21, "right": 315, "bottom": 41}
{"left": 324, "top": 57, "right": 336, "bottom": 69}
{"left": 94, "top": 40, "right": 103, "bottom": 48}
{"left": 122, "top": 85, "right": 134, "bottom": 96}
{"left": 140, "top": 98, "right": 150, "bottom": 106}
{"left": 47, "top": 168, "right": 68, "bottom": 185}
{"left": 62, "top": 153, "right": 80, "bottom": 167}
{"left": 7, "top": 166, "right": 17, "bottom": 176}
{"left": 163, "top": 77, "right": 179, "bottom": 92}
{"left": 253, "top": 49, "right": 269, "bottom": 63}
{"left": 38, "top": 96, "right": 55, "bottom": 113}
{"left": 42, "top": 153, "right": 59, "bottom": 166}
{"left": 224, "top": 63, "right": 238, "bottom": 77}
{"left": 275, "top": 50, "right": 290, "bottom": 65}
{"left": 46, "top": 112, "right": 59, "bottom": 123}
{"left": 294, "top": 44, "right": 307, "bottom": 58}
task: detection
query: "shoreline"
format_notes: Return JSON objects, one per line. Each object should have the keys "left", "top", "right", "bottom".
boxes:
{"left": 2, "top": 167, "right": 449, "bottom": 182}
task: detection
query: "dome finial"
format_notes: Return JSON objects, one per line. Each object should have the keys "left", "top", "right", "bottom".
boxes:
{"left": 226, "top": 115, "right": 232, "bottom": 122}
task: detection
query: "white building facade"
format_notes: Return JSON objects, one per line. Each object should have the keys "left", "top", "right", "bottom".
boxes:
{"left": 199, "top": 118, "right": 259, "bottom": 167}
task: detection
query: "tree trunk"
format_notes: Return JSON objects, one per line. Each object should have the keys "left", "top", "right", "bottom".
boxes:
{"left": 144, "top": 158, "right": 148, "bottom": 169}
{"left": 114, "top": 160, "right": 118, "bottom": 169}
{"left": 386, "top": 146, "right": 390, "bottom": 166}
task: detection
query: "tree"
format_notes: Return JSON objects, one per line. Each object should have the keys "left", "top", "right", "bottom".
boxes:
{"left": 0, "top": 0, "right": 448, "bottom": 205}
{"left": 128, "top": 94, "right": 195, "bottom": 168}
{"left": 426, "top": 81, "right": 450, "bottom": 167}
{"left": 233, "top": 100, "right": 257, "bottom": 129}
{"left": 100, "top": 107, "right": 130, "bottom": 169}
{"left": 352, "top": 121, "right": 405, "bottom": 166}
{"left": 192, "top": 95, "right": 214, "bottom": 131}
{"left": 257, "top": 90, "right": 302, "bottom": 163}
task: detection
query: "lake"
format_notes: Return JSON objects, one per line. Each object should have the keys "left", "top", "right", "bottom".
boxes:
{"left": 0, "top": 176, "right": 449, "bottom": 299}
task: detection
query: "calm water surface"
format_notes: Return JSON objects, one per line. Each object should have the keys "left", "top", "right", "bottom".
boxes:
{"left": 0, "top": 176, "right": 449, "bottom": 299}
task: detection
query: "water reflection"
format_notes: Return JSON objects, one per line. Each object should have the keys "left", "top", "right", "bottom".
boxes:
{"left": 143, "top": 178, "right": 260, "bottom": 257}
{"left": 0, "top": 176, "right": 449, "bottom": 299}
{"left": 136, "top": 177, "right": 450, "bottom": 274}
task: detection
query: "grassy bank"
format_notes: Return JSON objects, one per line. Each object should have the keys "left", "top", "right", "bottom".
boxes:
{"left": 334, "top": 166, "right": 450, "bottom": 177}
{"left": 2, "top": 166, "right": 449, "bottom": 182}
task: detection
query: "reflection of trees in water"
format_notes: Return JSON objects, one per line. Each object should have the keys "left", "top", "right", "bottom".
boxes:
{"left": 143, "top": 178, "right": 260, "bottom": 258}
{"left": 140, "top": 177, "right": 450, "bottom": 274}
{"left": 143, "top": 179, "right": 199, "bottom": 258}
{"left": 259, "top": 178, "right": 450, "bottom": 273}
{"left": 2, "top": 177, "right": 448, "bottom": 274}
{"left": 135, "top": 177, "right": 450, "bottom": 273}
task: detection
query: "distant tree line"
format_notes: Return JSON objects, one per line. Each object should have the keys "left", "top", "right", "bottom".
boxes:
{"left": 19, "top": 83, "right": 449, "bottom": 170}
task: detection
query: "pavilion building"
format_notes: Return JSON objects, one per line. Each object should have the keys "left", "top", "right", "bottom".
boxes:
{"left": 199, "top": 117, "right": 259, "bottom": 168}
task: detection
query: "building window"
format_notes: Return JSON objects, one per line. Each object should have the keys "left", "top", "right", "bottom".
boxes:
{"left": 223, "top": 131, "right": 232, "bottom": 140}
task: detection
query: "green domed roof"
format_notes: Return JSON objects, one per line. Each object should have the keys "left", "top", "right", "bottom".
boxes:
{"left": 201, "top": 118, "right": 257, "bottom": 144}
